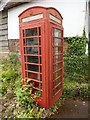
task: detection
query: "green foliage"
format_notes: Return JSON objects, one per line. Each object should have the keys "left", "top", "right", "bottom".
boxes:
{"left": 0, "top": 53, "right": 21, "bottom": 95}
{"left": 0, "top": 79, "right": 7, "bottom": 95}
{"left": 62, "top": 78, "right": 89, "bottom": 99}
{"left": 49, "top": 98, "right": 62, "bottom": 116}
{"left": 64, "top": 30, "right": 86, "bottom": 56}
{"left": 0, "top": 53, "right": 45, "bottom": 118}
{"left": 63, "top": 78, "right": 79, "bottom": 98}
{"left": 16, "top": 82, "right": 34, "bottom": 109}
{"left": 16, "top": 106, "right": 45, "bottom": 118}
{"left": 63, "top": 31, "right": 89, "bottom": 99}
{"left": 1, "top": 53, "right": 20, "bottom": 71}
{"left": 2, "top": 70, "right": 17, "bottom": 81}
{"left": 15, "top": 81, "right": 45, "bottom": 118}
{"left": 64, "top": 30, "right": 88, "bottom": 83}
{"left": 64, "top": 55, "right": 88, "bottom": 82}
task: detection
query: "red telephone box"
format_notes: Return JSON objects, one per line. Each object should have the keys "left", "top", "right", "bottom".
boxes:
{"left": 19, "top": 6, "right": 64, "bottom": 108}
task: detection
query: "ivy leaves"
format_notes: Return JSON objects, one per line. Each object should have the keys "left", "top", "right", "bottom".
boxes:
{"left": 65, "top": 36, "right": 86, "bottom": 56}
{"left": 64, "top": 30, "right": 88, "bottom": 83}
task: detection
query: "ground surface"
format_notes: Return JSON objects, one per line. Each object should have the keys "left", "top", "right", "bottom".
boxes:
{"left": 0, "top": 96, "right": 89, "bottom": 119}
{"left": 51, "top": 98, "right": 89, "bottom": 118}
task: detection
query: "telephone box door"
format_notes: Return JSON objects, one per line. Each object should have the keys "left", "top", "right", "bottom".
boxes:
{"left": 20, "top": 22, "right": 45, "bottom": 100}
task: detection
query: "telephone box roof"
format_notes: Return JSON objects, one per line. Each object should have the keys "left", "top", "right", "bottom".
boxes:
{"left": 18, "top": 6, "right": 63, "bottom": 19}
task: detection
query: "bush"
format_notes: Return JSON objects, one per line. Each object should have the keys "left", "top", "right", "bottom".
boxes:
{"left": 64, "top": 31, "right": 88, "bottom": 83}
{"left": 0, "top": 53, "right": 21, "bottom": 95}
{"left": 62, "top": 78, "right": 89, "bottom": 99}
{"left": 64, "top": 55, "right": 88, "bottom": 82}
{"left": 63, "top": 32, "right": 89, "bottom": 99}
{"left": 1, "top": 53, "right": 20, "bottom": 71}
{"left": 64, "top": 29, "right": 86, "bottom": 56}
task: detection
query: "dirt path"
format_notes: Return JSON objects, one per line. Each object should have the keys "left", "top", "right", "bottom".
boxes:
{"left": 51, "top": 98, "right": 89, "bottom": 118}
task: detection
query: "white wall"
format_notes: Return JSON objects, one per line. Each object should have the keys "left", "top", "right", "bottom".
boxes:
{"left": 8, "top": 0, "right": 86, "bottom": 39}
{"left": 85, "top": 0, "right": 90, "bottom": 38}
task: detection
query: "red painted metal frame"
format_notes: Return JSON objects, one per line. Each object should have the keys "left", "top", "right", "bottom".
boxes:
{"left": 19, "top": 6, "right": 64, "bottom": 108}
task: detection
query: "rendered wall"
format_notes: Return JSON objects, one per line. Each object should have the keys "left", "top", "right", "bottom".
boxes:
{"left": 8, "top": 0, "right": 86, "bottom": 39}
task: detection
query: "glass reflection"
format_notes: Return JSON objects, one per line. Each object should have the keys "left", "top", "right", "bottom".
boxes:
{"left": 25, "top": 38, "right": 38, "bottom": 46}
{"left": 54, "top": 29, "right": 62, "bottom": 37}
{"left": 54, "top": 38, "right": 61, "bottom": 46}
{"left": 24, "top": 47, "right": 38, "bottom": 54}
{"left": 28, "top": 64, "right": 38, "bottom": 72}
{"left": 26, "top": 28, "right": 37, "bottom": 36}
{"left": 27, "top": 56, "right": 38, "bottom": 63}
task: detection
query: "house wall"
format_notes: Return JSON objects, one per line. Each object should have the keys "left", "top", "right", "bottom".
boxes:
{"left": 88, "top": 2, "right": 90, "bottom": 35}
{"left": 85, "top": 0, "right": 90, "bottom": 38}
{"left": 8, "top": 39, "right": 20, "bottom": 53}
{"left": 85, "top": 0, "right": 90, "bottom": 54}
{"left": 8, "top": 0, "right": 86, "bottom": 39}
{"left": 0, "top": 10, "right": 9, "bottom": 56}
